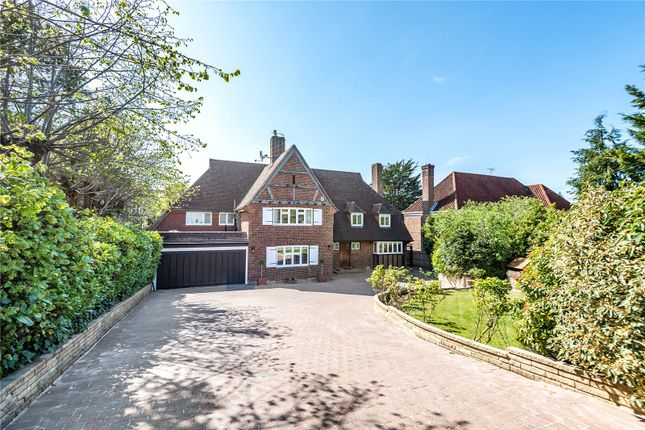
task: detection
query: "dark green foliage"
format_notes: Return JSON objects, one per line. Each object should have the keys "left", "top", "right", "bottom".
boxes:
{"left": 427, "top": 197, "right": 557, "bottom": 279}
{"left": 624, "top": 66, "right": 645, "bottom": 145}
{"left": 0, "top": 148, "right": 162, "bottom": 376}
{"left": 567, "top": 115, "right": 644, "bottom": 196}
{"left": 517, "top": 184, "right": 644, "bottom": 400}
{"left": 382, "top": 159, "right": 421, "bottom": 211}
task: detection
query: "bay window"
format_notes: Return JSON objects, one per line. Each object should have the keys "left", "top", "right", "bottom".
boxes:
{"left": 373, "top": 241, "right": 403, "bottom": 254}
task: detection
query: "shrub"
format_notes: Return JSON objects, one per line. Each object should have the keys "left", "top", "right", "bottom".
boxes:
{"left": 367, "top": 265, "right": 411, "bottom": 306}
{"left": 427, "top": 197, "right": 557, "bottom": 278}
{"left": 517, "top": 184, "right": 644, "bottom": 399}
{"left": 402, "top": 278, "right": 446, "bottom": 323}
{"left": 471, "top": 278, "right": 513, "bottom": 344}
{"left": 0, "top": 147, "right": 161, "bottom": 376}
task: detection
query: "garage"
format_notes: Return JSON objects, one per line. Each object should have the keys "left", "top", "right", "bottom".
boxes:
{"left": 156, "top": 232, "right": 248, "bottom": 289}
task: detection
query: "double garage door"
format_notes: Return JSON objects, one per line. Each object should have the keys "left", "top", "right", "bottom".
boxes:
{"left": 156, "top": 247, "right": 247, "bottom": 289}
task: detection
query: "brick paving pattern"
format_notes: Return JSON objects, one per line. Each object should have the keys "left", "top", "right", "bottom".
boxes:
{"left": 6, "top": 274, "right": 642, "bottom": 429}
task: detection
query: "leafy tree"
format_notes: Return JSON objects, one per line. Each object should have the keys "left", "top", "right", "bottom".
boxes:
{"left": 567, "top": 115, "right": 644, "bottom": 196}
{"left": 428, "top": 197, "right": 557, "bottom": 278}
{"left": 382, "top": 159, "right": 421, "bottom": 210}
{"left": 0, "top": 0, "right": 238, "bottom": 217}
{"left": 472, "top": 278, "right": 512, "bottom": 344}
{"left": 517, "top": 184, "right": 644, "bottom": 400}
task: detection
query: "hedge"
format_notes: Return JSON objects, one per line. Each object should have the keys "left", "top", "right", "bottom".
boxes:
{"left": 0, "top": 147, "right": 162, "bottom": 377}
{"left": 517, "top": 184, "right": 644, "bottom": 402}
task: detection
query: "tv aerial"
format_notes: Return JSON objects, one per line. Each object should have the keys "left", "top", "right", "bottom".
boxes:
{"left": 486, "top": 167, "right": 495, "bottom": 175}
{"left": 255, "top": 150, "right": 269, "bottom": 163}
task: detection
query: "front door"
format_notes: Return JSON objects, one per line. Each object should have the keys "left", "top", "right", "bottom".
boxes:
{"left": 340, "top": 242, "right": 351, "bottom": 268}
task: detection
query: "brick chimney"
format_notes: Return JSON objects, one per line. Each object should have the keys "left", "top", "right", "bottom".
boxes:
{"left": 269, "top": 130, "right": 285, "bottom": 163}
{"left": 371, "top": 163, "right": 383, "bottom": 195}
{"left": 421, "top": 164, "right": 435, "bottom": 215}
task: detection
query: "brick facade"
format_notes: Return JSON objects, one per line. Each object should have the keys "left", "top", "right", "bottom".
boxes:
{"left": 156, "top": 210, "right": 237, "bottom": 232}
{"left": 242, "top": 203, "right": 335, "bottom": 282}
{"left": 403, "top": 214, "right": 423, "bottom": 251}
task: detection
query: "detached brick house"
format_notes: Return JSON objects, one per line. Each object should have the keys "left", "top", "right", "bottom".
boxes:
{"left": 153, "top": 131, "right": 411, "bottom": 288}
{"left": 403, "top": 164, "right": 571, "bottom": 266}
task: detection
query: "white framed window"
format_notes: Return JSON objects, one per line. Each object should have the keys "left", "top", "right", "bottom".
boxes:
{"left": 351, "top": 242, "right": 361, "bottom": 250}
{"left": 266, "top": 245, "right": 319, "bottom": 268}
{"left": 218, "top": 212, "right": 235, "bottom": 226}
{"left": 373, "top": 241, "right": 403, "bottom": 255}
{"left": 332, "top": 242, "right": 340, "bottom": 251}
{"left": 262, "top": 208, "right": 322, "bottom": 226}
{"left": 379, "top": 214, "right": 391, "bottom": 228}
{"left": 186, "top": 211, "right": 212, "bottom": 226}
{"left": 351, "top": 212, "right": 363, "bottom": 227}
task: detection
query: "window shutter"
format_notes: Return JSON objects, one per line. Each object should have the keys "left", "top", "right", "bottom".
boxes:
{"left": 309, "top": 245, "right": 319, "bottom": 265}
{"left": 313, "top": 209, "right": 323, "bottom": 225}
{"left": 262, "top": 208, "right": 273, "bottom": 225}
{"left": 266, "top": 247, "right": 277, "bottom": 267}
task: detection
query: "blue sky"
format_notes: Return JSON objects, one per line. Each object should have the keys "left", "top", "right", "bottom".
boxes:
{"left": 168, "top": 1, "right": 644, "bottom": 199}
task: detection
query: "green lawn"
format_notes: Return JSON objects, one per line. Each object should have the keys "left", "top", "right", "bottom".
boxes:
{"left": 407, "top": 289, "right": 526, "bottom": 349}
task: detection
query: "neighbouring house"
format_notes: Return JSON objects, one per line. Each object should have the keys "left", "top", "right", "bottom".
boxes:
{"left": 403, "top": 165, "right": 571, "bottom": 267}
{"left": 152, "top": 131, "right": 411, "bottom": 288}
{"left": 506, "top": 257, "right": 529, "bottom": 289}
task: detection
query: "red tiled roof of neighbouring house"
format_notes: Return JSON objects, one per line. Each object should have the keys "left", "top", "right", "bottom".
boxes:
{"left": 403, "top": 172, "right": 571, "bottom": 213}
{"left": 527, "top": 184, "right": 571, "bottom": 210}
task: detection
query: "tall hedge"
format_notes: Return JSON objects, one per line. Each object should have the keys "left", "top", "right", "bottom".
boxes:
{"left": 517, "top": 184, "right": 644, "bottom": 399}
{"left": 0, "top": 148, "right": 162, "bottom": 376}
{"left": 425, "top": 197, "right": 557, "bottom": 278}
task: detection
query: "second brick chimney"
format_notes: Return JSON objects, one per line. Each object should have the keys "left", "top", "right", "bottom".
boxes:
{"left": 371, "top": 163, "right": 383, "bottom": 195}
{"left": 269, "top": 130, "right": 285, "bottom": 163}
{"left": 421, "top": 164, "right": 435, "bottom": 215}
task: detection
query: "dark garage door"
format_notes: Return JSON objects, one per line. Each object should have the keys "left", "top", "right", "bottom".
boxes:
{"left": 157, "top": 249, "right": 246, "bottom": 289}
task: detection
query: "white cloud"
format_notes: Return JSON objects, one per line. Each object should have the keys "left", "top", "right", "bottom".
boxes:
{"left": 444, "top": 156, "right": 467, "bottom": 167}
{"left": 432, "top": 76, "right": 446, "bottom": 84}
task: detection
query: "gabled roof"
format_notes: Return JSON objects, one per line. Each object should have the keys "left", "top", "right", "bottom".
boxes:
{"left": 344, "top": 201, "right": 364, "bottom": 213}
{"left": 527, "top": 184, "right": 571, "bottom": 210}
{"left": 235, "top": 145, "right": 335, "bottom": 210}
{"left": 403, "top": 171, "right": 571, "bottom": 213}
{"left": 314, "top": 169, "right": 412, "bottom": 242}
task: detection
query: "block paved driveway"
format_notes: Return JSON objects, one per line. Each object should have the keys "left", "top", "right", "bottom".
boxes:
{"left": 8, "top": 274, "right": 642, "bottom": 430}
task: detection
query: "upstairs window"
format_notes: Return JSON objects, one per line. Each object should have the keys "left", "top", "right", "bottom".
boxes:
{"left": 273, "top": 208, "right": 313, "bottom": 225}
{"left": 379, "top": 214, "right": 391, "bottom": 228}
{"left": 351, "top": 212, "right": 363, "bottom": 227}
{"left": 186, "top": 211, "right": 212, "bottom": 226}
{"left": 219, "top": 212, "right": 235, "bottom": 226}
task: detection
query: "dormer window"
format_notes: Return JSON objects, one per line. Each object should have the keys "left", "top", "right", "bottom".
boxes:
{"left": 351, "top": 212, "right": 363, "bottom": 227}
{"left": 379, "top": 214, "right": 391, "bottom": 228}
{"left": 186, "top": 211, "right": 212, "bottom": 226}
{"left": 219, "top": 212, "right": 235, "bottom": 226}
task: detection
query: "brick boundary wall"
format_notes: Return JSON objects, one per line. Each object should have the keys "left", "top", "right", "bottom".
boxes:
{"left": 0, "top": 285, "right": 151, "bottom": 427}
{"left": 373, "top": 294, "right": 643, "bottom": 414}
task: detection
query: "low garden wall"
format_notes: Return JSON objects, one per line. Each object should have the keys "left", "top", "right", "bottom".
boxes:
{"left": 0, "top": 285, "right": 151, "bottom": 428}
{"left": 374, "top": 294, "right": 642, "bottom": 414}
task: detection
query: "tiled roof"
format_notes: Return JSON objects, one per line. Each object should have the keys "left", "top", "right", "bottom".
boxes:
{"left": 177, "top": 159, "right": 265, "bottom": 211}
{"left": 344, "top": 201, "right": 364, "bottom": 213}
{"left": 313, "top": 169, "right": 412, "bottom": 242}
{"left": 403, "top": 172, "right": 571, "bottom": 213}
{"left": 527, "top": 184, "right": 571, "bottom": 210}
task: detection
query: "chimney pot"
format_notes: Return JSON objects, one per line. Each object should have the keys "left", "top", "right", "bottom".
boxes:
{"left": 422, "top": 164, "right": 435, "bottom": 214}
{"left": 269, "top": 130, "right": 285, "bottom": 163}
{"left": 371, "top": 163, "right": 383, "bottom": 195}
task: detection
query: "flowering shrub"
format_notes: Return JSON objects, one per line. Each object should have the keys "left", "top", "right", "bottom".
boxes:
{"left": 0, "top": 148, "right": 161, "bottom": 376}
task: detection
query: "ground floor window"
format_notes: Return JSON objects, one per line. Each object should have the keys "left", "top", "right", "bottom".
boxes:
{"left": 373, "top": 241, "right": 403, "bottom": 254}
{"left": 332, "top": 242, "right": 340, "bottom": 251}
{"left": 277, "top": 245, "right": 308, "bottom": 267}
{"left": 351, "top": 241, "right": 361, "bottom": 250}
